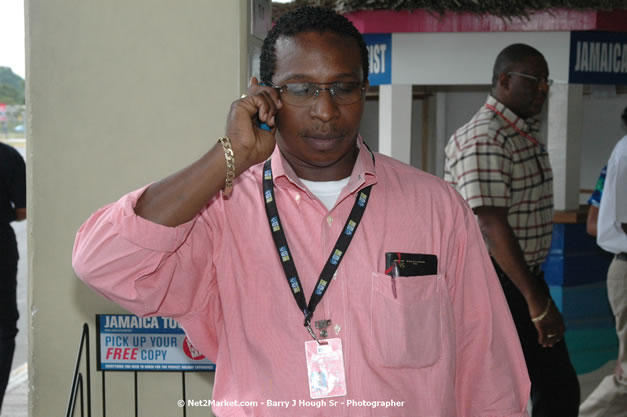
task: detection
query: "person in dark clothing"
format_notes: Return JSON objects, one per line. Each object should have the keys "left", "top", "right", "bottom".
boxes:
{"left": 0, "top": 142, "right": 26, "bottom": 413}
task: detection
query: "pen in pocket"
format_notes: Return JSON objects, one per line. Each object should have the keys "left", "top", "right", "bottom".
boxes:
{"left": 390, "top": 260, "right": 399, "bottom": 299}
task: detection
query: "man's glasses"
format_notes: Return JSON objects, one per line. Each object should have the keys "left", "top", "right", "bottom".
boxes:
{"left": 507, "top": 72, "right": 553, "bottom": 88}
{"left": 265, "top": 81, "right": 366, "bottom": 106}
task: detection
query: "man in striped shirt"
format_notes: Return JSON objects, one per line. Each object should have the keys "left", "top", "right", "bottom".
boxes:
{"left": 444, "top": 44, "right": 580, "bottom": 416}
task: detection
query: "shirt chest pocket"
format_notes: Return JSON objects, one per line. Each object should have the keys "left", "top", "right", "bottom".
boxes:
{"left": 369, "top": 272, "right": 442, "bottom": 369}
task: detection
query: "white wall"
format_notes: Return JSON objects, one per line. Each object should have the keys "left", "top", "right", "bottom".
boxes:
{"left": 27, "top": 0, "right": 248, "bottom": 416}
{"left": 442, "top": 89, "right": 490, "bottom": 144}
{"left": 392, "top": 31, "right": 571, "bottom": 85}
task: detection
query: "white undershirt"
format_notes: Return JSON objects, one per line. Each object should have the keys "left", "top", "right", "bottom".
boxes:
{"left": 299, "top": 177, "right": 350, "bottom": 210}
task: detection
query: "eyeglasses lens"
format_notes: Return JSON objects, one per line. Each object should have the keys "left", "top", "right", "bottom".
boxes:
{"left": 279, "top": 82, "right": 364, "bottom": 106}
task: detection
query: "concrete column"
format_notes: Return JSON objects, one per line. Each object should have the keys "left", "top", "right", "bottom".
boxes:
{"left": 547, "top": 83, "right": 584, "bottom": 211}
{"left": 28, "top": 0, "right": 247, "bottom": 415}
{"left": 379, "top": 84, "right": 412, "bottom": 164}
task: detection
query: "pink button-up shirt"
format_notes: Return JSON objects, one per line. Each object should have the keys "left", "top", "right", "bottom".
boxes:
{"left": 73, "top": 139, "right": 530, "bottom": 417}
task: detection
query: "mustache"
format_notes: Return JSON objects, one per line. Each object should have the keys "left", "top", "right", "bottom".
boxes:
{"left": 300, "top": 125, "right": 348, "bottom": 139}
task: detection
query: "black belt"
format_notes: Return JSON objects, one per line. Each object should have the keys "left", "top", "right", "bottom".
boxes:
{"left": 617, "top": 253, "right": 627, "bottom": 261}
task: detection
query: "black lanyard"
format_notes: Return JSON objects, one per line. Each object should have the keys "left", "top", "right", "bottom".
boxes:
{"left": 262, "top": 158, "right": 372, "bottom": 341}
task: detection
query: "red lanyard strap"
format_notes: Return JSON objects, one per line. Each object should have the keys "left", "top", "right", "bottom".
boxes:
{"left": 484, "top": 103, "right": 540, "bottom": 147}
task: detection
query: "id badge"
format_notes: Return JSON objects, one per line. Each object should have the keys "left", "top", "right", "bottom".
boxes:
{"left": 304, "top": 338, "right": 347, "bottom": 399}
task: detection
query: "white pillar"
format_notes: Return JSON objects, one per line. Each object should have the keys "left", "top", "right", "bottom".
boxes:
{"left": 547, "top": 83, "right": 583, "bottom": 211}
{"left": 379, "top": 84, "right": 412, "bottom": 164}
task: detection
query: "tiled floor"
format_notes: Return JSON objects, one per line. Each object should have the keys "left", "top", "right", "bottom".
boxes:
{"left": 0, "top": 360, "right": 618, "bottom": 417}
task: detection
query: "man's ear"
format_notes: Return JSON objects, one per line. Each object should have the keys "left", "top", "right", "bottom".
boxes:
{"left": 497, "top": 72, "right": 510, "bottom": 91}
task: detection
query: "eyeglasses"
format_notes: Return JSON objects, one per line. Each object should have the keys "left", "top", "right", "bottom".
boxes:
{"left": 265, "top": 81, "right": 366, "bottom": 106}
{"left": 507, "top": 72, "right": 553, "bottom": 87}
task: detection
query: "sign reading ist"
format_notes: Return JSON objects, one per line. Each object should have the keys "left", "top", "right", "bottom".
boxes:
{"left": 364, "top": 34, "right": 391, "bottom": 86}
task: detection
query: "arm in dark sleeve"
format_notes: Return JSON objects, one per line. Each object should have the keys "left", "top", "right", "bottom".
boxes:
{"left": 10, "top": 148, "right": 26, "bottom": 211}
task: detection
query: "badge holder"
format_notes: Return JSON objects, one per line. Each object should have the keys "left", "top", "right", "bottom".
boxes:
{"left": 305, "top": 338, "right": 347, "bottom": 399}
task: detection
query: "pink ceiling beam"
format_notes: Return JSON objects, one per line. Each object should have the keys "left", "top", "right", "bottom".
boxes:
{"left": 345, "top": 9, "right": 627, "bottom": 34}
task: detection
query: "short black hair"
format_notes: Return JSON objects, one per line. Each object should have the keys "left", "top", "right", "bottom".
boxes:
{"left": 260, "top": 6, "right": 369, "bottom": 84}
{"left": 622, "top": 105, "right": 627, "bottom": 126}
{"left": 492, "top": 43, "right": 545, "bottom": 87}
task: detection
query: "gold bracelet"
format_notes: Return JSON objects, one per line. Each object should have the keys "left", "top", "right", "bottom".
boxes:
{"left": 217, "top": 136, "right": 235, "bottom": 197}
{"left": 531, "top": 298, "right": 552, "bottom": 323}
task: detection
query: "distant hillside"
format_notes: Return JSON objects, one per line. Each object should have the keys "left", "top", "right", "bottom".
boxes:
{"left": 0, "top": 67, "right": 25, "bottom": 105}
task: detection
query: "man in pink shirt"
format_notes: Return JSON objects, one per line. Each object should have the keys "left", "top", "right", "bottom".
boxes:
{"left": 73, "top": 6, "right": 530, "bottom": 416}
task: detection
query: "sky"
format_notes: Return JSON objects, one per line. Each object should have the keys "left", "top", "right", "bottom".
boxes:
{"left": 0, "top": 0, "right": 25, "bottom": 78}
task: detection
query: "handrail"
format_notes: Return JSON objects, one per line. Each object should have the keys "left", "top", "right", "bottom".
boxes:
{"left": 65, "top": 323, "right": 91, "bottom": 417}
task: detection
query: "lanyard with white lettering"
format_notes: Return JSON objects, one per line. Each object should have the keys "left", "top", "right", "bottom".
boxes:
{"left": 262, "top": 158, "right": 372, "bottom": 344}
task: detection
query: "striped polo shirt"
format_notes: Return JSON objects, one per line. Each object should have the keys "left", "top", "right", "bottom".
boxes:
{"left": 444, "top": 95, "right": 553, "bottom": 267}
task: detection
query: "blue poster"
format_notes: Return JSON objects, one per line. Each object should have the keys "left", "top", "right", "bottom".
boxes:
{"left": 96, "top": 314, "right": 215, "bottom": 371}
{"left": 364, "top": 34, "right": 392, "bottom": 86}
{"left": 569, "top": 31, "right": 627, "bottom": 85}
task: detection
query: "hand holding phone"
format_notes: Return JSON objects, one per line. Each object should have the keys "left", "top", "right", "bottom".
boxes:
{"left": 225, "top": 77, "right": 279, "bottom": 171}
{"left": 257, "top": 82, "right": 272, "bottom": 132}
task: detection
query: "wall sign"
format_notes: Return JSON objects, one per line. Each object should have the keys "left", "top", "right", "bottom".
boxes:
{"left": 96, "top": 314, "right": 215, "bottom": 371}
{"left": 364, "top": 34, "right": 392, "bottom": 86}
{"left": 569, "top": 31, "right": 627, "bottom": 85}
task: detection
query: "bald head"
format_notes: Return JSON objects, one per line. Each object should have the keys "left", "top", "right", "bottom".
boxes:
{"left": 492, "top": 44, "right": 545, "bottom": 88}
{"left": 491, "top": 43, "right": 549, "bottom": 119}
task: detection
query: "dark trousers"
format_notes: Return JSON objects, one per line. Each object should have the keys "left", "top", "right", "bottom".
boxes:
{"left": 0, "top": 229, "right": 19, "bottom": 412}
{"left": 494, "top": 262, "right": 580, "bottom": 417}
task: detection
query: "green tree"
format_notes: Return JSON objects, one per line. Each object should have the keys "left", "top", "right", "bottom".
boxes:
{"left": 0, "top": 67, "right": 25, "bottom": 105}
